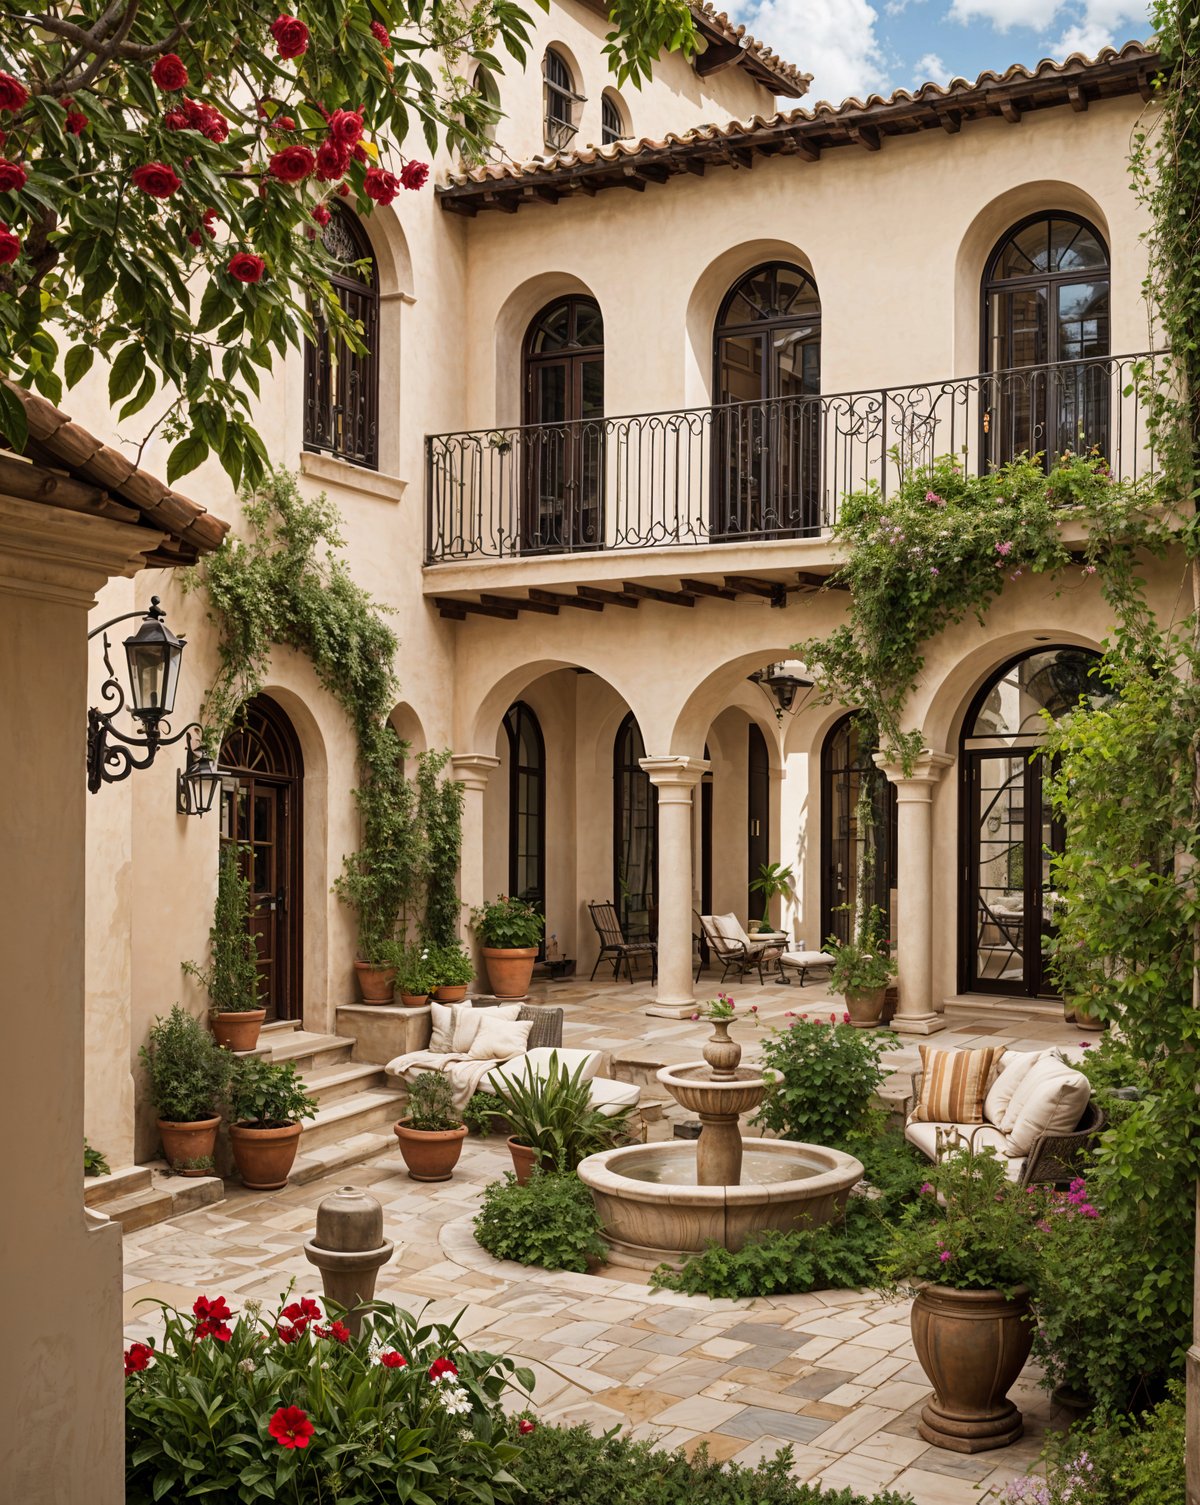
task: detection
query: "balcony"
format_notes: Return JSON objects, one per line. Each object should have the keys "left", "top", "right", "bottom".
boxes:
{"left": 424, "top": 355, "right": 1159, "bottom": 600}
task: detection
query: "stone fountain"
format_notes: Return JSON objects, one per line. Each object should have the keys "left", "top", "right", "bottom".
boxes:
{"left": 577, "top": 1007, "right": 863, "bottom": 1267}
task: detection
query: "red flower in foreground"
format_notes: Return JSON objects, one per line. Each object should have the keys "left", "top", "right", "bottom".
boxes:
{"left": 65, "top": 104, "right": 88, "bottom": 135}
{"left": 311, "top": 203, "right": 331, "bottom": 227}
{"left": 151, "top": 54, "right": 189, "bottom": 92}
{"left": 124, "top": 1342, "right": 153, "bottom": 1376}
{"left": 276, "top": 1322, "right": 299, "bottom": 1344}
{"left": 0, "top": 73, "right": 28, "bottom": 114}
{"left": 271, "top": 15, "right": 310, "bottom": 59}
{"left": 131, "top": 162, "right": 181, "bottom": 199}
{"left": 282, "top": 1297, "right": 322, "bottom": 1327}
{"left": 268, "top": 1405, "right": 314, "bottom": 1450}
{"left": 269, "top": 144, "right": 315, "bottom": 184}
{"left": 228, "top": 252, "right": 266, "bottom": 284}
{"left": 327, "top": 108, "right": 364, "bottom": 149}
{"left": 193, "top": 1294, "right": 233, "bottom": 1342}
{"left": 164, "top": 98, "right": 228, "bottom": 142}
{"left": 399, "top": 160, "right": 429, "bottom": 191}
{"left": 379, "top": 1349, "right": 406, "bottom": 1368}
{"left": 315, "top": 138, "right": 349, "bottom": 182}
{"left": 518, "top": 1418, "right": 536, "bottom": 1435}
{"left": 428, "top": 1356, "right": 458, "bottom": 1382}
{"left": 363, "top": 167, "right": 399, "bottom": 205}
{"left": 0, "top": 224, "right": 20, "bottom": 264}
{"left": 370, "top": 20, "right": 391, "bottom": 48}
{"left": 314, "top": 1320, "right": 350, "bottom": 1344}
{"left": 0, "top": 159, "right": 26, "bottom": 192}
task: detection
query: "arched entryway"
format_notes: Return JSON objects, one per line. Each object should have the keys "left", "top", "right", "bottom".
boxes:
{"left": 614, "top": 712, "right": 656, "bottom": 942}
{"left": 959, "top": 646, "right": 1104, "bottom": 996}
{"left": 504, "top": 701, "right": 546, "bottom": 918}
{"left": 219, "top": 695, "right": 304, "bottom": 1021}
{"left": 820, "top": 714, "right": 897, "bottom": 948}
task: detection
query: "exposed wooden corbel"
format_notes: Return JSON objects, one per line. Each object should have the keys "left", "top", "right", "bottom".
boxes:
{"left": 578, "top": 585, "right": 639, "bottom": 608}
{"left": 528, "top": 588, "right": 604, "bottom": 611}
{"left": 680, "top": 578, "right": 738, "bottom": 600}
{"left": 622, "top": 581, "right": 695, "bottom": 607}
{"left": 849, "top": 124, "right": 881, "bottom": 151}
{"left": 480, "top": 592, "right": 557, "bottom": 615}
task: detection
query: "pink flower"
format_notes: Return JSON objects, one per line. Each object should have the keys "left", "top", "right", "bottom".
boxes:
{"left": 518, "top": 1418, "right": 536, "bottom": 1434}
{"left": 995, "top": 540, "right": 1013, "bottom": 556}
{"left": 690, "top": 1013, "right": 699, "bottom": 1021}
{"left": 749, "top": 1005, "right": 758, "bottom": 1013}
{"left": 930, "top": 566, "right": 939, "bottom": 576}
{"left": 919, "top": 1182, "right": 933, "bottom": 1195}
{"left": 1083, "top": 563, "right": 1097, "bottom": 576}
{"left": 842, "top": 1012, "right": 851, "bottom": 1024}
{"left": 939, "top": 1249, "right": 952, "bottom": 1263}
{"left": 925, "top": 491, "right": 944, "bottom": 506}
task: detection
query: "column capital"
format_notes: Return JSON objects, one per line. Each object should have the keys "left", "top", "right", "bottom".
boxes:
{"left": 873, "top": 748, "right": 954, "bottom": 793}
{"left": 639, "top": 755, "right": 711, "bottom": 791}
{"left": 450, "top": 753, "right": 501, "bottom": 792}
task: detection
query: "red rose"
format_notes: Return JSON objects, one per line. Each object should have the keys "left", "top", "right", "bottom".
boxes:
{"left": 151, "top": 54, "right": 189, "bottom": 92}
{"left": 352, "top": 142, "right": 367, "bottom": 163}
{"left": 0, "top": 159, "right": 26, "bottom": 192}
{"left": 188, "top": 99, "right": 229, "bottom": 142}
{"left": 311, "top": 203, "right": 330, "bottom": 227}
{"left": 518, "top": 1419, "right": 536, "bottom": 1435}
{"left": 131, "top": 162, "right": 182, "bottom": 199}
{"left": 187, "top": 207, "right": 217, "bottom": 246}
{"left": 268, "top": 1405, "right": 314, "bottom": 1450}
{"left": 336, "top": 182, "right": 350, "bottom": 197}
{"left": 379, "top": 1349, "right": 406, "bottom": 1368}
{"left": 315, "top": 138, "right": 349, "bottom": 181}
{"left": 428, "top": 1356, "right": 458, "bottom": 1382}
{"left": 400, "top": 160, "right": 429, "bottom": 191}
{"left": 363, "top": 167, "right": 399, "bottom": 205}
{"left": 124, "top": 1342, "right": 153, "bottom": 1376}
{"left": 269, "top": 144, "right": 315, "bottom": 183}
{"left": 327, "top": 108, "right": 363, "bottom": 149}
{"left": 163, "top": 106, "right": 189, "bottom": 130}
{"left": 370, "top": 20, "right": 390, "bottom": 49}
{"left": 274, "top": 116, "right": 296, "bottom": 132}
{"left": 0, "top": 223, "right": 19, "bottom": 264}
{"left": 270, "top": 15, "right": 309, "bottom": 59}
{"left": 0, "top": 74, "right": 29, "bottom": 114}
{"left": 65, "top": 107, "right": 88, "bottom": 135}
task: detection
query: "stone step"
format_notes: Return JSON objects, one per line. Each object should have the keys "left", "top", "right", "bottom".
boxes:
{"left": 943, "top": 994, "right": 1066, "bottom": 1022}
{"left": 302, "top": 1060, "right": 389, "bottom": 1107}
{"left": 260, "top": 1018, "right": 302, "bottom": 1036}
{"left": 94, "top": 1167, "right": 223, "bottom": 1232}
{"left": 254, "top": 1030, "right": 353, "bottom": 1070}
{"left": 298, "top": 1086, "right": 406, "bottom": 1152}
{"left": 84, "top": 1163, "right": 152, "bottom": 1209}
{"left": 290, "top": 1130, "right": 395, "bottom": 1186}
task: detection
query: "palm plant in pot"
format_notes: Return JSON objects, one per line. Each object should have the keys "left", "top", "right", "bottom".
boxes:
{"left": 431, "top": 943, "right": 474, "bottom": 1004}
{"left": 182, "top": 845, "right": 266, "bottom": 1051}
{"left": 748, "top": 862, "right": 793, "bottom": 934}
{"left": 471, "top": 895, "right": 544, "bottom": 999}
{"left": 140, "top": 1005, "right": 234, "bottom": 1176}
{"left": 226, "top": 1057, "right": 317, "bottom": 1190}
{"left": 492, "top": 1052, "right": 632, "bottom": 1183}
{"left": 826, "top": 903, "right": 896, "bottom": 1028}
{"left": 393, "top": 1070, "right": 468, "bottom": 1181}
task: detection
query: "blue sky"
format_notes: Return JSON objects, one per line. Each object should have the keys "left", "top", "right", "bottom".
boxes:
{"left": 727, "top": 0, "right": 1156, "bottom": 108}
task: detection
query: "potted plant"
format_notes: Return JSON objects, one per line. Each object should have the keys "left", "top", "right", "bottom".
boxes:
{"left": 471, "top": 895, "right": 544, "bottom": 999}
{"left": 881, "top": 1146, "right": 1040, "bottom": 1453}
{"left": 183, "top": 845, "right": 267, "bottom": 1051}
{"left": 431, "top": 943, "right": 474, "bottom": 1004}
{"left": 393, "top": 1070, "right": 468, "bottom": 1181}
{"left": 825, "top": 904, "right": 896, "bottom": 1028}
{"left": 396, "top": 943, "right": 438, "bottom": 1006}
{"left": 748, "top": 862, "right": 793, "bottom": 934}
{"left": 493, "top": 1052, "right": 631, "bottom": 1183}
{"left": 140, "top": 1005, "right": 234, "bottom": 1176}
{"left": 333, "top": 777, "right": 409, "bottom": 1003}
{"left": 227, "top": 1056, "right": 317, "bottom": 1190}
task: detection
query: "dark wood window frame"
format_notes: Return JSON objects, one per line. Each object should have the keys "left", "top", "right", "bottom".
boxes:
{"left": 543, "top": 47, "right": 582, "bottom": 152}
{"left": 613, "top": 711, "right": 657, "bottom": 943}
{"left": 504, "top": 700, "right": 546, "bottom": 922}
{"left": 303, "top": 206, "right": 379, "bottom": 470}
{"left": 601, "top": 92, "right": 626, "bottom": 145}
{"left": 820, "top": 712, "right": 897, "bottom": 950}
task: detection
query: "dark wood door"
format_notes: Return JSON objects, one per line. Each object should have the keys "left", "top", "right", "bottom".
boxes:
{"left": 523, "top": 297, "right": 604, "bottom": 552}
{"left": 747, "top": 723, "right": 770, "bottom": 923}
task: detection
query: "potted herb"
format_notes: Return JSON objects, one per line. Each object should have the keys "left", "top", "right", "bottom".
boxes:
{"left": 140, "top": 1005, "right": 234, "bottom": 1176}
{"left": 393, "top": 1071, "right": 468, "bottom": 1181}
{"left": 396, "top": 943, "right": 438, "bottom": 1006}
{"left": 431, "top": 943, "right": 475, "bottom": 1004}
{"left": 881, "top": 1146, "right": 1040, "bottom": 1453}
{"left": 748, "top": 862, "right": 793, "bottom": 933}
{"left": 471, "top": 895, "right": 544, "bottom": 999}
{"left": 493, "top": 1052, "right": 631, "bottom": 1183}
{"left": 227, "top": 1057, "right": 317, "bottom": 1190}
{"left": 463, "top": 1090, "right": 510, "bottom": 1138}
{"left": 826, "top": 904, "right": 896, "bottom": 1028}
{"left": 183, "top": 845, "right": 266, "bottom": 1051}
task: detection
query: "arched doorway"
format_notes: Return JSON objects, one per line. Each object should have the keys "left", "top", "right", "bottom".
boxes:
{"left": 614, "top": 712, "right": 656, "bottom": 942}
{"left": 820, "top": 714, "right": 897, "bottom": 948}
{"left": 504, "top": 701, "right": 546, "bottom": 919}
{"left": 960, "top": 647, "right": 1104, "bottom": 997}
{"left": 219, "top": 695, "right": 304, "bottom": 1022}
{"left": 713, "top": 261, "right": 821, "bottom": 539}
{"left": 522, "top": 295, "right": 604, "bottom": 552}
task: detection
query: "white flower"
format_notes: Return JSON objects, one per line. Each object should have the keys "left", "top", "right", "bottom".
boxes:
{"left": 243, "top": 1300, "right": 262, "bottom": 1319}
{"left": 238, "top": 1358, "right": 256, "bottom": 1374}
{"left": 437, "top": 1381, "right": 472, "bottom": 1417}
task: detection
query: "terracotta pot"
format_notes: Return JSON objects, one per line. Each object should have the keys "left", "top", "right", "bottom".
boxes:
{"left": 1063, "top": 1002, "right": 1077, "bottom": 1022}
{"left": 398, "top": 992, "right": 429, "bottom": 1008}
{"left": 842, "top": 986, "right": 886, "bottom": 1028}
{"left": 210, "top": 1008, "right": 266, "bottom": 1052}
{"left": 702, "top": 1018, "right": 741, "bottom": 1078}
{"left": 910, "top": 1283, "right": 1033, "bottom": 1453}
{"left": 482, "top": 946, "right": 537, "bottom": 1000}
{"left": 157, "top": 1116, "right": 220, "bottom": 1177}
{"left": 507, "top": 1136, "right": 550, "bottom": 1185}
{"left": 434, "top": 984, "right": 469, "bottom": 1004}
{"left": 229, "top": 1122, "right": 303, "bottom": 1190}
{"left": 354, "top": 961, "right": 396, "bottom": 1004}
{"left": 1074, "top": 1009, "right": 1106, "bottom": 1032}
{"left": 393, "top": 1121, "right": 468, "bottom": 1181}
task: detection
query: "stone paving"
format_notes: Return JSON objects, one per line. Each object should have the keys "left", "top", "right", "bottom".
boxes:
{"left": 121, "top": 977, "right": 1091, "bottom": 1505}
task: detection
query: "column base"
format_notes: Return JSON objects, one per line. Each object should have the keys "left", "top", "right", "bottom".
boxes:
{"left": 890, "top": 1013, "right": 947, "bottom": 1036}
{"left": 645, "top": 1001, "right": 699, "bottom": 1020}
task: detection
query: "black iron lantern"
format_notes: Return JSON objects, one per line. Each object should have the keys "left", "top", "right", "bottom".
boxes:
{"left": 176, "top": 736, "right": 223, "bottom": 818}
{"left": 749, "top": 662, "right": 813, "bottom": 720}
{"left": 123, "top": 607, "right": 184, "bottom": 725}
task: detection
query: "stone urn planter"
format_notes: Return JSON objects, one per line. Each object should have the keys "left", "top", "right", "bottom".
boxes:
{"left": 910, "top": 1283, "right": 1034, "bottom": 1453}
{"left": 354, "top": 961, "right": 396, "bottom": 1004}
{"left": 158, "top": 1116, "right": 220, "bottom": 1177}
{"left": 393, "top": 1121, "right": 468, "bottom": 1182}
{"left": 229, "top": 1122, "right": 303, "bottom": 1190}
{"left": 434, "top": 984, "right": 469, "bottom": 1004}
{"left": 842, "top": 986, "right": 886, "bottom": 1029}
{"left": 702, "top": 1019, "right": 741, "bottom": 1078}
{"left": 482, "top": 946, "right": 537, "bottom": 1000}
{"left": 1074, "top": 1008, "right": 1106, "bottom": 1032}
{"left": 210, "top": 1008, "right": 266, "bottom": 1052}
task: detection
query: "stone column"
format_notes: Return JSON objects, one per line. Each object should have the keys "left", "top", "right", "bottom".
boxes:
{"left": 874, "top": 749, "right": 954, "bottom": 1035}
{"left": 450, "top": 753, "right": 501, "bottom": 976}
{"left": 0, "top": 494, "right": 166, "bottom": 1505}
{"left": 641, "top": 756, "right": 710, "bottom": 1018}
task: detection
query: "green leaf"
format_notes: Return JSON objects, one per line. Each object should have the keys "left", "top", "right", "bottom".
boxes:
{"left": 108, "top": 344, "right": 145, "bottom": 403}
{"left": 64, "top": 344, "right": 94, "bottom": 388}
{"left": 0, "top": 381, "right": 28, "bottom": 452}
{"left": 167, "top": 432, "right": 208, "bottom": 484}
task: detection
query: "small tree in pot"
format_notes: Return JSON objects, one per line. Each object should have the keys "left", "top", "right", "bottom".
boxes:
{"left": 430, "top": 943, "right": 475, "bottom": 1004}
{"left": 393, "top": 1071, "right": 467, "bottom": 1182}
{"left": 183, "top": 845, "right": 266, "bottom": 1051}
{"left": 140, "top": 1005, "right": 234, "bottom": 1176}
{"left": 748, "top": 862, "right": 793, "bottom": 933}
{"left": 471, "top": 895, "right": 544, "bottom": 999}
{"left": 826, "top": 903, "right": 896, "bottom": 1028}
{"left": 227, "top": 1057, "right": 317, "bottom": 1190}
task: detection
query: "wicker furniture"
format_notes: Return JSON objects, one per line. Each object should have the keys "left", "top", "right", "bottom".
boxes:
{"left": 697, "top": 912, "right": 785, "bottom": 984}
{"left": 515, "top": 1004, "right": 563, "bottom": 1050}
{"left": 587, "top": 901, "right": 657, "bottom": 983}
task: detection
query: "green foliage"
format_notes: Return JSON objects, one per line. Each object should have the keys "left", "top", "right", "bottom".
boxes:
{"left": 430, "top": 943, "right": 475, "bottom": 987}
{"left": 395, "top": 942, "right": 438, "bottom": 996}
{"left": 491, "top": 1052, "right": 631, "bottom": 1170}
{"left": 514, "top": 1424, "right": 916, "bottom": 1505}
{"left": 228, "top": 1057, "right": 316, "bottom": 1129}
{"left": 139, "top": 1004, "right": 233, "bottom": 1123}
{"left": 753, "top": 1014, "right": 887, "bottom": 1145}
{"left": 825, "top": 905, "right": 896, "bottom": 993}
{"left": 748, "top": 861, "right": 794, "bottom": 926}
{"left": 84, "top": 1140, "right": 111, "bottom": 1177}
{"left": 463, "top": 1091, "right": 510, "bottom": 1138}
{"left": 404, "top": 1071, "right": 461, "bottom": 1133}
{"left": 473, "top": 1171, "right": 608, "bottom": 1273}
{"left": 418, "top": 748, "right": 464, "bottom": 949}
{"left": 182, "top": 844, "right": 261, "bottom": 1014}
{"left": 848, "top": 1120, "right": 931, "bottom": 1214}
{"left": 472, "top": 894, "right": 545, "bottom": 949}
{"left": 125, "top": 1291, "right": 532, "bottom": 1504}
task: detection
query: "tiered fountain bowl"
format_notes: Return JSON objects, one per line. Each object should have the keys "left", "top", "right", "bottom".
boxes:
{"left": 577, "top": 1014, "right": 863, "bottom": 1268}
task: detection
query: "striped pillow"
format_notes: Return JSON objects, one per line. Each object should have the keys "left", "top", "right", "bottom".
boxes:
{"left": 914, "top": 1045, "right": 1005, "bottom": 1125}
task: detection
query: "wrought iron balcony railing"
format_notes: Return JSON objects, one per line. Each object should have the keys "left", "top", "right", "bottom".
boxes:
{"left": 425, "top": 354, "right": 1161, "bottom": 565}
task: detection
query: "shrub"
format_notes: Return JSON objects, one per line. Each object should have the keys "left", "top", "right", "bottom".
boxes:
{"left": 139, "top": 1005, "right": 234, "bottom": 1124}
{"left": 753, "top": 1014, "right": 886, "bottom": 1145}
{"left": 463, "top": 1091, "right": 509, "bottom": 1137}
{"left": 471, "top": 894, "right": 545, "bottom": 949}
{"left": 228, "top": 1058, "right": 317, "bottom": 1128}
{"left": 474, "top": 1171, "right": 607, "bottom": 1273}
{"left": 431, "top": 943, "right": 475, "bottom": 988}
{"left": 181, "top": 844, "right": 261, "bottom": 1015}
{"left": 395, "top": 942, "right": 438, "bottom": 996}
{"left": 493, "top": 1052, "right": 631, "bottom": 1170}
{"left": 404, "top": 1071, "right": 461, "bottom": 1133}
{"left": 84, "top": 1140, "right": 111, "bottom": 1177}
{"left": 848, "top": 1122, "right": 929, "bottom": 1217}
{"left": 125, "top": 1291, "right": 530, "bottom": 1504}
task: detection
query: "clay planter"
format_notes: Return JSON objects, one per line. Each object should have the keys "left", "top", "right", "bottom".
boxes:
{"left": 398, "top": 992, "right": 429, "bottom": 1008}
{"left": 229, "top": 1122, "right": 303, "bottom": 1190}
{"left": 210, "top": 1008, "right": 266, "bottom": 1052}
{"left": 158, "top": 1116, "right": 220, "bottom": 1177}
{"left": 354, "top": 961, "right": 396, "bottom": 1004}
{"left": 393, "top": 1122, "right": 468, "bottom": 1182}
{"left": 482, "top": 946, "right": 537, "bottom": 1000}
{"left": 910, "top": 1283, "right": 1033, "bottom": 1453}
{"left": 842, "top": 986, "right": 886, "bottom": 1029}
{"left": 507, "top": 1136, "right": 552, "bottom": 1185}
{"left": 1074, "top": 1009, "right": 1106, "bottom": 1032}
{"left": 434, "top": 984, "right": 469, "bottom": 1004}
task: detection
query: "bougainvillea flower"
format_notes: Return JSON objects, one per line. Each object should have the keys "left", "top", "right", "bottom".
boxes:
{"left": 268, "top": 1406, "right": 314, "bottom": 1449}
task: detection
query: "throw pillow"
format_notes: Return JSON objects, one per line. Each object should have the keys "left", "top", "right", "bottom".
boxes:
{"left": 467, "top": 1015, "right": 534, "bottom": 1061}
{"left": 1005, "top": 1062, "right": 1092, "bottom": 1155}
{"left": 913, "top": 1044, "right": 1004, "bottom": 1124}
{"left": 984, "top": 1048, "right": 1060, "bottom": 1126}
{"left": 1000, "top": 1052, "right": 1071, "bottom": 1135}
{"left": 429, "top": 1000, "right": 471, "bottom": 1055}
{"left": 452, "top": 1002, "right": 521, "bottom": 1053}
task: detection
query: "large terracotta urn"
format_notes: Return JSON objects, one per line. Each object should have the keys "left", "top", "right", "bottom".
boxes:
{"left": 229, "top": 1122, "right": 304, "bottom": 1190}
{"left": 210, "top": 1008, "right": 266, "bottom": 1052}
{"left": 482, "top": 946, "right": 537, "bottom": 999}
{"left": 842, "top": 986, "right": 886, "bottom": 1028}
{"left": 354, "top": 961, "right": 396, "bottom": 1004}
{"left": 910, "top": 1284, "right": 1033, "bottom": 1453}
{"left": 393, "top": 1122, "right": 468, "bottom": 1182}
{"left": 158, "top": 1116, "right": 220, "bottom": 1177}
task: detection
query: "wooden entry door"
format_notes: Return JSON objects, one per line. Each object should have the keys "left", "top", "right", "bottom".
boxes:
{"left": 219, "top": 697, "right": 303, "bottom": 1022}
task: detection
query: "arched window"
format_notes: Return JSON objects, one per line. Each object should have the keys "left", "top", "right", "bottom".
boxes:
{"left": 601, "top": 91, "right": 626, "bottom": 145}
{"left": 982, "top": 213, "right": 1110, "bottom": 466}
{"left": 504, "top": 702, "right": 545, "bottom": 919}
{"left": 614, "top": 713, "right": 657, "bottom": 941}
{"left": 820, "top": 714, "right": 897, "bottom": 949}
{"left": 713, "top": 262, "right": 821, "bottom": 539}
{"left": 303, "top": 206, "right": 378, "bottom": 469}
{"left": 543, "top": 48, "right": 582, "bottom": 152}
{"left": 960, "top": 646, "right": 1106, "bottom": 997}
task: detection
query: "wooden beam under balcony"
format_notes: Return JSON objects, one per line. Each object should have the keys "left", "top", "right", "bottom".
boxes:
{"left": 433, "top": 596, "right": 517, "bottom": 620}
{"left": 724, "top": 575, "right": 780, "bottom": 597}
{"left": 480, "top": 593, "right": 558, "bottom": 615}
{"left": 528, "top": 588, "right": 604, "bottom": 611}
{"left": 681, "top": 578, "right": 738, "bottom": 600}
{"left": 578, "top": 586, "right": 640, "bottom": 608}
{"left": 623, "top": 581, "right": 696, "bottom": 607}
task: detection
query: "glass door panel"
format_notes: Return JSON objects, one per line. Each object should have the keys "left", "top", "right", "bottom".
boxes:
{"left": 970, "top": 754, "right": 1028, "bottom": 992}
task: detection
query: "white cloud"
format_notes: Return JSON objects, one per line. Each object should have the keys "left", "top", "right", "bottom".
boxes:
{"left": 948, "top": 0, "right": 1064, "bottom": 28}
{"left": 1053, "top": 20, "right": 1117, "bottom": 53}
{"left": 912, "top": 50, "right": 952, "bottom": 85}
{"left": 947, "top": 0, "right": 1150, "bottom": 46}
{"left": 733, "top": 0, "right": 890, "bottom": 105}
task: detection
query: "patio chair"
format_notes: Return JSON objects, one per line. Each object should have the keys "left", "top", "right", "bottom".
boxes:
{"left": 977, "top": 897, "right": 1024, "bottom": 981}
{"left": 697, "top": 913, "right": 785, "bottom": 985}
{"left": 587, "top": 901, "right": 657, "bottom": 983}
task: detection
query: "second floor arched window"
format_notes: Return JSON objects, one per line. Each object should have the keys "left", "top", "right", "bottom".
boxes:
{"left": 303, "top": 206, "right": 378, "bottom": 470}
{"left": 543, "top": 47, "right": 582, "bottom": 152}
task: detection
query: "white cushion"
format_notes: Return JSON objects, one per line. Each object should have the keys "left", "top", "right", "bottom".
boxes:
{"left": 466, "top": 1015, "right": 533, "bottom": 1061}
{"left": 1006, "top": 1066, "right": 1091, "bottom": 1156}
{"left": 999, "top": 1052, "right": 1071, "bottom": 1135}
{"left": 984, "top": 1049, "right": 1064, "bottom": 1125}
{"left": 522, "top": 1046, "right": 604, "bottom": 1081}
{"left": 587, "top": 1076, "right": 640, "bottom": 1116}
{"left": 779, "top": 951, "right": 835, "bottom": 970}
{"left": 430, "top": 1000, "right": 471, "bottom": 1054}
{"left": 903, "top": 1119, "right": 1025, "bottom": 1181}
{"left": 452, "top": 1002, "right": 520, "bottom": 1053}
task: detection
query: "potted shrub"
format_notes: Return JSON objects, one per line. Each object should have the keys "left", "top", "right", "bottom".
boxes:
{"left": 140, "top": 1005, "right": 234, "bottom": 1176}
{"left": 493, "top": 1052, "right": 631, "bottom": 1183}
{"left": 748, "top": 861, "right": 793, "bottom": 934}
{"left": 393, "top": 1070, "right": 468, "bottom": 1181}
{"left": 396, "top": 943, "right": 438, "bottom": 1006}
{"left": 471, "top": 895, "right": 544, "bottom": 999}
{"left": 825, "top": 905, "right": 896, "bottom": 1028}
{"left": 333, "top": 778, "right": 408, "bottom": 1003}
{"left": 183, "top": 845, "right": 267, "bottom": 1051}
{"left": 881, "top": 1146, "right": 1040, "bottom": 1453}
{"left": 227, "top": 1056, "right": 317, "bottom": 1190}
{"left": 431, "top": 943, "right": 475, "bottom": 1004}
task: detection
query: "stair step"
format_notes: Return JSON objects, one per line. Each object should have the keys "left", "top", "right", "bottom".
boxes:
{"left": 84, "top": 1163, "right": 153, "bottom": 1209}
{"left": 943, "top": 994, "right": 1067, "bottom": 1022}
{"left": 299, "top": 1087, "right": 406, "bottom": 1151}
{"left": 258, "top": 1031, "right": 353, "bottom": 1070}
{"left": 302, "top": 1061, "right": 388, "bottom": 1106}
{"left": 95, "top": 1169, "right": 223, "bottom": 1232}
{"left": 261, "top": 1018, "right": 302, "bottom": 1036}
{"left": 290, "top": 1131, "right": 395, "bottom": 1186}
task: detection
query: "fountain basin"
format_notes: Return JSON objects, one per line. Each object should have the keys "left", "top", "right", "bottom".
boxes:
{"left": 656, "top": 1063, "right": 767, "bottom": 1117}
{"left": 577, "top": 1138, "right": 864, "bottom": 1268}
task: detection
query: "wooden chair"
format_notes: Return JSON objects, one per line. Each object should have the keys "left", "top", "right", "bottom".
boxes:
{"left": 587, "top": 901, "right": 657, "bottom": 983}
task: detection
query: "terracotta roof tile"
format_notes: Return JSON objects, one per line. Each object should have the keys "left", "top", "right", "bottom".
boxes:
{"left": 690, "top": 2, "right": 812, "bottom": 97}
